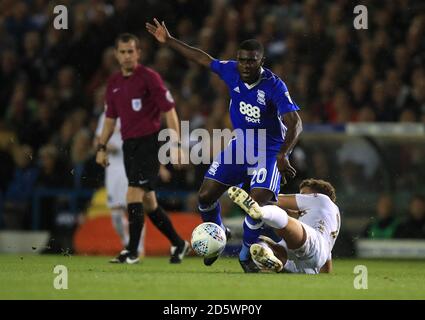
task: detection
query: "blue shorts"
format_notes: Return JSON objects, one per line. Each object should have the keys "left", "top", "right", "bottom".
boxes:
{"left": 204, "top": 139, "right": 281, "bottom": 201}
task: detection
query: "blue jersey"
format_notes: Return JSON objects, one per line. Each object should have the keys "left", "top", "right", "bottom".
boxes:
{"left": 210, "top": 59, "right": 299, "bottom": 153}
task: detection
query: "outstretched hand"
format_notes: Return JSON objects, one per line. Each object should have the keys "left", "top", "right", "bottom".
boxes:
{"left": 146, "top": 18, "right": 171, "bottom": 43}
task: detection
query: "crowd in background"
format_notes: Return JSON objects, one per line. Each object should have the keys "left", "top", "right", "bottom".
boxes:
{"left": 0, "top": 0, "right": 424, "bottom": 237}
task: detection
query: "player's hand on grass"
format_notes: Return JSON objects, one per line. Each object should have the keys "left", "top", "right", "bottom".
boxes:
{"left": 277, "top": 153, "right": 296, "bottom": 180}
{"left": 96, "top": 150, "right": 109, "bottom": 167}
{"left": 146, "top": 18, "right": 171, "bottom": 43}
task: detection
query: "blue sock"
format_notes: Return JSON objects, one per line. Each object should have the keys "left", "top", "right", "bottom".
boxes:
{"left": 239, "top": 243, "right": 251, "bottom": 261}
{"left": 261, "top": 224, "right": 282, "bottom": 243}
{"left": 198, "top": 201, "right": 224, "bottom": 230}
{"left": 240, "top": 216, "right": 264, "bottom": 261}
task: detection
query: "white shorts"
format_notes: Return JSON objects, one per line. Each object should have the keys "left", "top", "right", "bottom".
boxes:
{"left": 283, "top": 222, "right": 330, "bottom": 274}
{"left": 106, "top": 163, "right": 128, "bottom": 208}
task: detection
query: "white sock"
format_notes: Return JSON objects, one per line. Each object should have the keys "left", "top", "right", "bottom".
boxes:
{"left": 111, "top": 208, "right": 127, "bottom": 246}
{"left": 260, "top": 205, "right": 288, "bottom": 229}
{"left": 138, "top": 226, "right": 146, "bottom": 256}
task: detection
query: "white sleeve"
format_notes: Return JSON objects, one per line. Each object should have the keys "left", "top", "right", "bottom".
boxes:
{"left": 95, "top": 112, "right": 106, "bottom": 138}
{"left": 294, "top": 193, "right": 329, "bottom": 211}
{"left": 95, "top": 113, "right": 122, "bottom": 149}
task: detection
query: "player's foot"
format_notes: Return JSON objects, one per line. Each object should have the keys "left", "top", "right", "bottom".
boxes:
{"left": 109, "top": 249, "right": 130, "bottom": 263}
{"left": 170, "top": 240, "right": 190, "bottom": 264}
{"left": 239, "top": 258, "right": 260, "bottom": 273}
{"left": 228, "top": 187, "right": 262, "bottom": 219}
{"left": 203, "top": 227, "right": 232, "bottom": 266}
{"left": 124, "top": 254, "right": 140, "bottom": 264}
{"left": 203, "top": 255, "right": 219, "bottom": 266}
{"left": 250, "top": 242, "right": 283, "bottom": 272}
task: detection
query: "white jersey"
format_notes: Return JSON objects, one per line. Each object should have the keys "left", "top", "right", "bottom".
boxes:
{"left": 295, "top": 193, "right": 341, "bottom": 253}
{"left": 95, "top": 113, "right": 124, "bottom": 166}
{"left": 95, "top": 112, "right": 128, "bottom": 208}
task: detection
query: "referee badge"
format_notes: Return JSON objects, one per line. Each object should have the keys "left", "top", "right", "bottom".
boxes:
{"left": 131, "top": 98, "right": 142, "bottom": 111}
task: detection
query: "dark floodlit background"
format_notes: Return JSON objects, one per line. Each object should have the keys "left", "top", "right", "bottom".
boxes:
{"left": 0, "top": 0, "right": 424, "bottom": 257}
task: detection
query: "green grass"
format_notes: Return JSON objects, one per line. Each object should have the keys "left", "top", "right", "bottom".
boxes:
{"left": 0, "top": 254, "right": 424, "bottom": 299}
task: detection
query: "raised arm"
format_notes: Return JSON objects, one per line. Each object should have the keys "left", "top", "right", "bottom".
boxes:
{"left": 146, "top": 18, "right": 213, "bottom": 68}
{"left": 277, "top": 194, "right": 299, "bottom": 211}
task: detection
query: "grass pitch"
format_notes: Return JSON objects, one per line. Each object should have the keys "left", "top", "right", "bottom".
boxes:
{"left": 0, "top": 254, "right": 424, "bottom": 300}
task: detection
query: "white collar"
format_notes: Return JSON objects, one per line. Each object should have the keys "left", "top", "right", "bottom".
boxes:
{"left": 243, "top": 67, "right": 265, "bottom": 90}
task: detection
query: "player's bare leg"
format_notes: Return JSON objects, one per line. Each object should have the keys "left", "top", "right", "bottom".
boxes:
{"left": 144, "top": 191, "right": 189, "bottom": 263}
{"left": 198, "top": 178, "right": 232, "bottom": 266}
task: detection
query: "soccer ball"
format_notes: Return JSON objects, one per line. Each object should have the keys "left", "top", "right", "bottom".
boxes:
{"left": 191, "top": 222, "right": 227, "bottom": 258}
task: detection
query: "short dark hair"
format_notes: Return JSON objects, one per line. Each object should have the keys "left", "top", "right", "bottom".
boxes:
{"left": 115, "top": 33, "right": 141, "bottom": 50}
{"left": 300, "top": 179, "right": 337, "bottom": 203}
{"left": 238, "top": 39, "right": 264, "bottom": 55}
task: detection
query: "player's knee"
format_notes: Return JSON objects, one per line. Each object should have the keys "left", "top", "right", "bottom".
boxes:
{"left": 198, "top": 189, "right": 215, "bottom": 206}
{"left": 250, "top": 189, "right": 273, "bottom": 206}
{"left": 127, "top": 187, "right": 144, "bottom": 203}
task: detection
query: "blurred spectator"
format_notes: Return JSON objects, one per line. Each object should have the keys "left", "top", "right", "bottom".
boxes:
{"left": 70, "top": 129, "right": 95, "bottom": 188}
{"left": 36, "top": 144, "right": 72, "bottom": 230}
{"left": 394, "top": 195, "right": 425, "bottom": 239}
{"left": 0, "top": 140, "right": 15, "bottom": 193}
{"left": 3, "top": 145, "right": 38, "bottom": 229}
{"left": 363, "top": 194, "right": 399, "bottom": 239}
{"left": 336, "top": 138, "right": 383, "bottom": 196}
{"left": 52, "top": 118, "right": 76, "bottom": 160}
{"left": 0, "top": 0, "right": 425, "bottom": 231}
{"left": 86, "top": 47, "right": 118, "bottom": 95}
{"left": 19, "top": 102, "right": 54, "bottom": 153}
{"left": 55, "top": 66, "right": 84, "bottom": 117}
{"left": 0, "top": 49, "right": 20, "bottom": 117}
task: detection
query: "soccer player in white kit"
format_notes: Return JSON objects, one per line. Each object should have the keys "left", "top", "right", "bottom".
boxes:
{"left": 95, "top": 112, "right": 145, "bottom": 259}
{"left": 229, "top": 179, "right": 340, "bottom": 274}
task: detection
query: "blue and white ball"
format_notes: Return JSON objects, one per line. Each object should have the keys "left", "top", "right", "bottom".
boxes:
{"left": 191, "top": 222, "right": 227, "bottom": 258}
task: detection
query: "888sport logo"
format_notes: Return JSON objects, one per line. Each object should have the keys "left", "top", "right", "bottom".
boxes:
{"left": 239, "top": 101, "right": 261, "bottom": 124}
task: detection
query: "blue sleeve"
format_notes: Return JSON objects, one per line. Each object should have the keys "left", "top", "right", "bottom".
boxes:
{"left": 272, "top": 79, "right": 300, "bottom": 115}
{"left": 210, "top": 59, "right": 238, "bottom": 84}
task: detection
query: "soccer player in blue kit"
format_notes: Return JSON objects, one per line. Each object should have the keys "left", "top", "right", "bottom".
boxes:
{"left": 147, "top": 19, "right": 302, "bottom": 272}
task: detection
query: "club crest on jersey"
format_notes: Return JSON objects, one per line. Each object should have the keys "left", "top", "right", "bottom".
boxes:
{"left": 131, "top": 98, "right": 142, "bottom": 111}
{"left": 257, "top": 90, "right": 266, "bottom": 105}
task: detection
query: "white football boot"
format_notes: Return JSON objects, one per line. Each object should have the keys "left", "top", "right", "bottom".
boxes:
{"left": 250, "top": 242, "right": 283, "bottom": 273}
{"left": 227, "top": 187, "right": 263, "bottom": 219}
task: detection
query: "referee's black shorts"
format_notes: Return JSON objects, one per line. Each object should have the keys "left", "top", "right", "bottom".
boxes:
{"left": 122, "top": 132, "right": 160, "bottom": 191}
